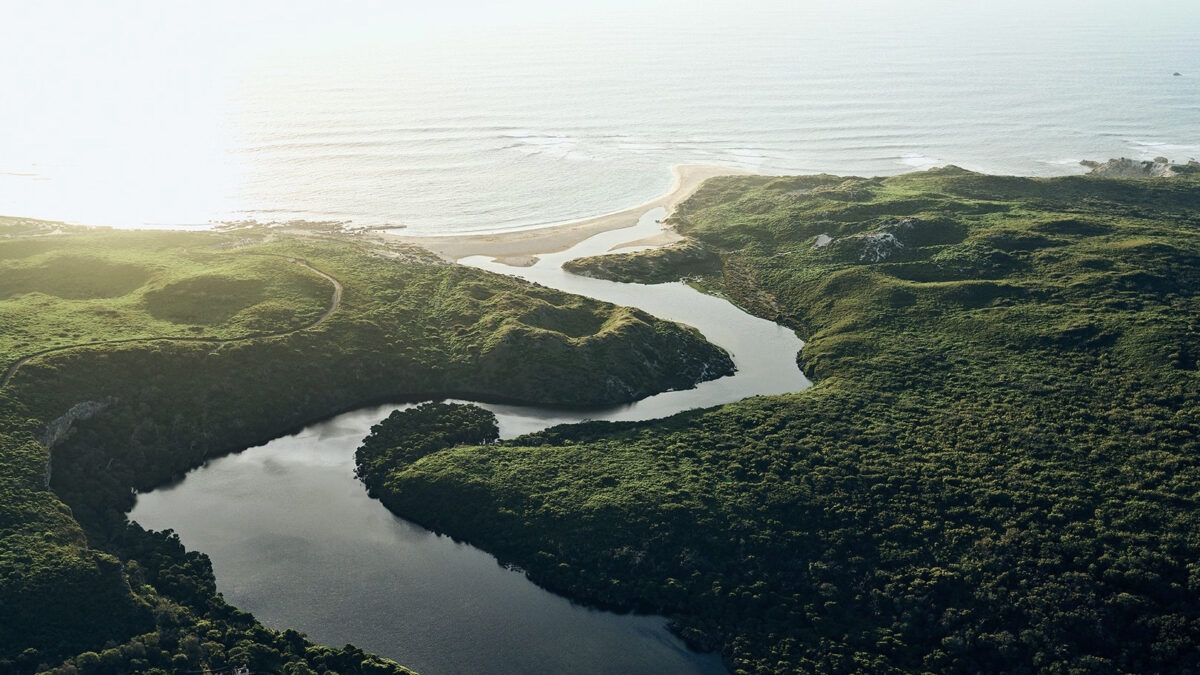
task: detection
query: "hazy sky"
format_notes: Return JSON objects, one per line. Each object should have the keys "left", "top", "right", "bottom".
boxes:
{"left": 3, "top": 1, "right": 1197, "bottom": 226}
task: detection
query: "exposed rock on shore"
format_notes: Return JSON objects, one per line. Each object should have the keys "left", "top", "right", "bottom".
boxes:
{"left": 1081, "top": 157, "right": 1200, "bottom": 178}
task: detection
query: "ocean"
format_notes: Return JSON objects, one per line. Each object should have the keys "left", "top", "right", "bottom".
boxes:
{"left": 2, "top": 0, "right": 1198, "bottom": 233}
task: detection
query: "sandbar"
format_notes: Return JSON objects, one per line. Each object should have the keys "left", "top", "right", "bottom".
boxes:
{"left": 386, "top": 165, "right": 754, "bottom": 264}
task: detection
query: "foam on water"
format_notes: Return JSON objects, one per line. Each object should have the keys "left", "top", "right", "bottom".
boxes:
{"left": 1, "top": 0, "right": 1198, "bottom": 231}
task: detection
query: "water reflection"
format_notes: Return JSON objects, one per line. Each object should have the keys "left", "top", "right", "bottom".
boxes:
{"left": 132, "top": 212, "right": 807, "bottom": 675}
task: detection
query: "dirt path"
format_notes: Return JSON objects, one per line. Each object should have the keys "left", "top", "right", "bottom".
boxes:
{"left": 1, "top": 258, "right": 343, "bottom": 390}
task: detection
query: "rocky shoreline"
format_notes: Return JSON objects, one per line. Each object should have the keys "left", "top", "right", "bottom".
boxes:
{"left": 1081, "top": 156, "right": 1200, "bottom": 178}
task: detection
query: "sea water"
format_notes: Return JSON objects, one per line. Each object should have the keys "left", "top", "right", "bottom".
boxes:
{"left": 2, "top": 0, "right": 1198, "bottom": 231}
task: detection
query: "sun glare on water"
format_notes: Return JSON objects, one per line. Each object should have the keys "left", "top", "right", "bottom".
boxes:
{"left": 2, "top": 0, "right": 1197, "bottom": 229}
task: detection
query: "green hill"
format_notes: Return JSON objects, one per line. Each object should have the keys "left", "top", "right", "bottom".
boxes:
{"left": 360, "top": 168, "right": 1200, "bottom": 674}
{"left": 0, "top": 220, "right": 731, "bottom": 675}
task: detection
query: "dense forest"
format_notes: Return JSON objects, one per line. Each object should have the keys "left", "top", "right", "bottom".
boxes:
{"left": 0, "top": 220, "right": 731, "bottom": 674}
{"left": 358, "top": 168, "right": 1200, "bottom": 674}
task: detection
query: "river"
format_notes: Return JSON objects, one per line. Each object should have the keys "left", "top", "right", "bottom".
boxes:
{"left": 130, "top": 209, "right": 810, "bottom": 674}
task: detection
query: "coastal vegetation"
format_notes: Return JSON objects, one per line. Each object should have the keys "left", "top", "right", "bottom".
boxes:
{"left": 7, "top": 164, "right": 1200, "bottom": 674}
{"left": 563, "top": 241, "right": 721, "bottom": 285}
{"left": 0, "top": 218, "right": 731, "bottom": 674}
{"left": 357, "top": 168, "right": 1200, "bottom": 673}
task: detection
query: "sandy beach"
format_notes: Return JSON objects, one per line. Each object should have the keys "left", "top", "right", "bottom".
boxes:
{"left": 387, "top": 165, "right": 754, "bottom": 264}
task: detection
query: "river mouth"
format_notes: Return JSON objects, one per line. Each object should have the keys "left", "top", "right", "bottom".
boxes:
{"left": 130, "top": 209, "right": 810, "bottom": 675}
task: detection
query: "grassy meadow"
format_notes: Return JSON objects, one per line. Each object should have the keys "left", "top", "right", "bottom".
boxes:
{"left": 0, "top": 225, "right": 340, "bottom": 389}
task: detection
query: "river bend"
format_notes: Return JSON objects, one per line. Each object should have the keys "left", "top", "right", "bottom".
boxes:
{"left": 131, "top": 209, "right": 810, "bottom": 675}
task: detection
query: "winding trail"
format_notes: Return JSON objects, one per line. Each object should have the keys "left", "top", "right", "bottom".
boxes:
{"left": 0, "top": 257, "right": 342, "bottom": 390}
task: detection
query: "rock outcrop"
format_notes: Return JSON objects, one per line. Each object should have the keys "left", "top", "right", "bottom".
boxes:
{"left": 39, "top": 397, "right": 118, "bottom": 488}
{"left": 1080, "top": 157, "right": 1199, "bottom": 178}
{"left": 41, "top": 398, "right": 118, "bottom": 449}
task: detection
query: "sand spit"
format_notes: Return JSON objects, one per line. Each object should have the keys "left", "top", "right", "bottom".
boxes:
{"left": 387, "top": 165, "right": 753, "bottom": 264}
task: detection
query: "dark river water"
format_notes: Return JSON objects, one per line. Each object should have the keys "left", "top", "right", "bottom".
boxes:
{"left": 130, "top": 209, "right": 810, "bottom": 674}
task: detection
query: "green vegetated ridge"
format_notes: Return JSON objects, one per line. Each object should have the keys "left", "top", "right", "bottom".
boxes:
{"left": 563, "top": 240, "right": 722, "bottom": 284}
{"left": 357, "top": 168, "right": 1200, "bottom": 674}
{"left": 0, "top": 217, "right": 732, "bottom": 675}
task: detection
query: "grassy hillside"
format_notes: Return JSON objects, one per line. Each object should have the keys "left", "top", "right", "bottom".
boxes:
{"left": 0, "top": 219, "right": 732, "bottom": 675}
{"left": 360, "top": 169, "right": 1200, "bottom": 674}
{"left": 0, "top": 229, "right": 330, "bottom": 360}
